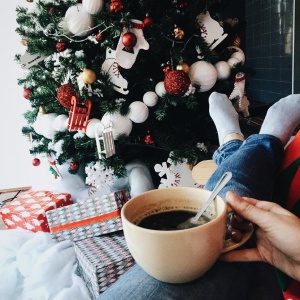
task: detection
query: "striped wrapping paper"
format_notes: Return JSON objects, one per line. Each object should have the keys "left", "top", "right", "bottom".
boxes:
{"left": 74, "top": 232, "right": 134, "bottom": 299}
{"left": 46, "top": 190, "right": 130, "bottom": 242}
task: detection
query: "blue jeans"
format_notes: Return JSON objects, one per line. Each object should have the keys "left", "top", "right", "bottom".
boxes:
{"left": 98, "top": 134, "right": 285, "bottom": 300}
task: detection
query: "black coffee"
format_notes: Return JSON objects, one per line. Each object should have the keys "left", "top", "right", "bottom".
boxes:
{"left": 138, "top": 210, "right": 211, "bottom": 231}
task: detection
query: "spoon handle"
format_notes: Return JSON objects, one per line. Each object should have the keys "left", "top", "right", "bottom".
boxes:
{"left": 192, "top": 172, "right": 232, "bottom": 222}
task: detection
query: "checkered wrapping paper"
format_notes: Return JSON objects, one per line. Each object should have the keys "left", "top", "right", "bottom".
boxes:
{"left": 75, "top": 232, "right": 134, "bottom": 299}
{"left": 0, "top": 190, "right": 73, "bottom": 232}
{"left": 46, "top": 190, "right": 130, "bottom": 242}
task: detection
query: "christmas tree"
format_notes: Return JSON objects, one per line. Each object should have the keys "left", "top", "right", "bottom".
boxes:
{"left": 15, "top": 0, "right": 249, "bottom": 191}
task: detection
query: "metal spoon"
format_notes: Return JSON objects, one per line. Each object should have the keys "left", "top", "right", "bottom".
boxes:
{"left": 177, "top": 172, "right": 232, "bottom": 230}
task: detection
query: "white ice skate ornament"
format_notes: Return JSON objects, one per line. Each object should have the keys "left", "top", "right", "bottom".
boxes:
{"left": 197, "top": 11, "right": 228, "bottom": 50}
{"left": 116, "top": 19, "right": 149, "bottom": 69}
{"left": 229, "top": 72, "right": 250, "bottom": 117}
{"left": 154, "top": 157, "right": 200, "bottom": 189}
{"left": 101, "top": 48, "right": 129, "bottom": 95}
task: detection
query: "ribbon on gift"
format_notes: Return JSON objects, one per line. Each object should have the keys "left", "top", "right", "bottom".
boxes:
{"left": 50, "top": 209, "right": 121, "bottom": 233}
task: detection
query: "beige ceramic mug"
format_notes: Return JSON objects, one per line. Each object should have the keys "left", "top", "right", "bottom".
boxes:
{"left": 121, "top": 187, "right": 228, "bottom": 284}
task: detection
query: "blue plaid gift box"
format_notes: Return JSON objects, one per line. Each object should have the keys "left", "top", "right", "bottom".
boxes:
{"left": 46, "top": 190, "right": 130, "bottom": 242}
{"left": 74, "top": 232, "right": 134, "bottom": 299}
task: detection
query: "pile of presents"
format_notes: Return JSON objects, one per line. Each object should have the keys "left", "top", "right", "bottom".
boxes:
{"left": 0, "top": 188, "right": 134, "bottom": 299}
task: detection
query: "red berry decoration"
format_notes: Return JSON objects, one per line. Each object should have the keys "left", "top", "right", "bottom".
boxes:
{"left": 122, "top": 32, "right": 137, "bottom": 51}
{"left": 110, "top": 0, "right": 123, "bottom": 13}
{"left": 164, "top": 70, "right": 191, "bottom": 95}
{"left": 70, "top": 161, "right": 79, "bottom": 170}
{"left": 32, "top": 158, "right": 41, "bottom": 166}
{"left": 57, "top": 83, "right": 76, "bottom": 108}
{"left": 23, "top": 88, "right": 31, "bottom": 99}
{"left": 56, "top": 41, "right": 66, "bottom": 52}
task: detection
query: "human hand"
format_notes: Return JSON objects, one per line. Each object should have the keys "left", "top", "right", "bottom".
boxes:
{"left": 220, "top": 191, "right": 300, "bottom": 281}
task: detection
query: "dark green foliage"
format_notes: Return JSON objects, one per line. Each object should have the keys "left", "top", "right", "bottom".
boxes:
{"left": 15, "top": 0, "right": 250, "bottom": 177}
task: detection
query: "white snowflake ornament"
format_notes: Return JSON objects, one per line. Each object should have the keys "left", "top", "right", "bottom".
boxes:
{"left": 154, "top": 155, "right": 200, "bottom": 189}
{"left": 85, "top": 161, "right": 114, "bottom": 190}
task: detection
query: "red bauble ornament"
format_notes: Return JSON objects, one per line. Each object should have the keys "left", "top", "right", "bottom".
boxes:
{"left": 164, "top": 70, "right": 191, "bottom": 95}
{"left": 110, "top": 0, "right": 123, "bottom": 13}
{"left": 57, "top": 83, "right": 76, "bottom": 108}
{"left": 70, "top": 161, "right": 79, "bottom": 170}
{"left": 143, "top": 16, "right": 154, "bottom": 28}
{"left": 56, "top": 41, "right": 66, "bottom": 52}
{"left": 96, "top": 33, "right": 104, "bottom": 42}
{"left": 32, "top": 158, "right": 41, "bottom": 166}
{"left": 49, "top": 7, "right": 54, "bottom": 14}
{"left": 122, "top": 32, "right": 137, "bottom": 50}
{"left": 23, "top": 88, "right": 31, "bottom": 99}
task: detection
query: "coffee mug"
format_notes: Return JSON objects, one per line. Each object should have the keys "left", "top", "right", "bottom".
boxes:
{"left": 121, "top": 187, "right": 228, "bottom": 284}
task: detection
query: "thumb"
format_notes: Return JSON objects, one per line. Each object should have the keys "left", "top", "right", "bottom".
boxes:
{"left": 226, "top": 191, "right": 267, "bottom": 227}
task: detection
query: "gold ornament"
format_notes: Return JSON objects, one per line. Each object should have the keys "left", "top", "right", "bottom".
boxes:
{"left": 20, "top": 39, "right": 28, "bottom": 46}
{"left": 173, "top": 26, "right": 184, "bottom": 40}
{"left": 82, "top": 68, "right": 96, "bottom": 84}
{"left": 176, "top": 62, "right": 190, "bottom": 73}
{"left": 38, "top": 106, "right": 46, "bottom": 115}
{"left": 233, "top": 36, "right": 241, "bottom": 47}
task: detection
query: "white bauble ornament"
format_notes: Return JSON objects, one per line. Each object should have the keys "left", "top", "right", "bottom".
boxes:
{"left": 143, "top": 91, "right": 158, "bottom": 107}
{"left": 188, "top": 61, "right": 218, "bottom": 92}
{"left": 101, "top": 112, "right": 132, "bottom": 139}
{"left": 228, "top": 46, "right": 245, "bottom": 63}
{"left": 82, "top": 0, "right": 103, "bottom": 15}
{"left": 129, "top": 101, "right": 149, "bottom": 123}
{"left": 86, "top": 118, "right": 103, "bottom": 138}
{"left": 34, "top": 113, "right": 57, "bottom": 140}
{"left": 60, "top": 18, "right": 71, "bottom": 35}
{"left": 65, "top": 4, "right": 94, "bottom": 37}
{"left": 53, "top": 114, "right": 68, "bottom": 131}
{"left": 214, "top": 61, "right": 231, "bottom": 80}
{"left": 155, "top": 81, "right": 166, "bottom": 97}
{"left": 227, "top": 57, "right": 240, "bottom": 67}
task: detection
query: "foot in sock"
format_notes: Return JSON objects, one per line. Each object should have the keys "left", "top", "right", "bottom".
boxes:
{"left": 260, "top": 94, "right": 300, "bottom": 146}
{"left": 209, "top": 92, "right": 244, "bottom": 145}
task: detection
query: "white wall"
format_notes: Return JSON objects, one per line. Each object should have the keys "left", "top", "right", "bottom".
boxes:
{"left": 0, "top": 1, "right": 49, "bottom": 189}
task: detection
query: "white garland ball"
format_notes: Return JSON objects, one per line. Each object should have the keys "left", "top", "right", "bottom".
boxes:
{"left": 129, "top": 101, "right": 149, "bottom": 123}
{"left": 143, "top": 91, "right": 158, "bottom": 107}
{"left": 85, "top": 118, "right": 103, "bottom": 138}
{"left": 227, "top": 57, "right": 240, "bottom": 67}
{"left": 101, "top": 112, "right": 132, "bottom": 139}
{"left": 82, "top": 0, "right": 104, "bottom": 14}
{"left": 34, "top": 113, "right": 57, "bottom": 140}
{"left": 188, "top": 61, "right": 218, "bottom": 92}
{"left": 65, "top": 4, "right": 94, "bottom": 37}
{"left": 155, "top": 81, "right": 166, "bottom": 97}
{"left": 53, "top": 114, "right": 68, "bottom": 131}
{"left": 214, "top": 61, "right": 231, "bottom": 80}
{"left": 228, "top": 46, "right": 245, "bottom": 63}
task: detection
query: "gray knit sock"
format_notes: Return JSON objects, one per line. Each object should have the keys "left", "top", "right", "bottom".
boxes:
{"left": 209, "top": 92, "right": 243, "bottom": 145}
{"left": 260, "top": 94, "right": 300, "bottom": 146}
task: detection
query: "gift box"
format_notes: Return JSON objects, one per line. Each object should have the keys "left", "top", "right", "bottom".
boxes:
{"left": 46, "top": 190, "right": 130, "bottom": 242}
{"left": 0, "top": 190, "right": 73, "bottom": 232}
{"left": 75, "top": 232, "right": 134, "bottom": 299}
